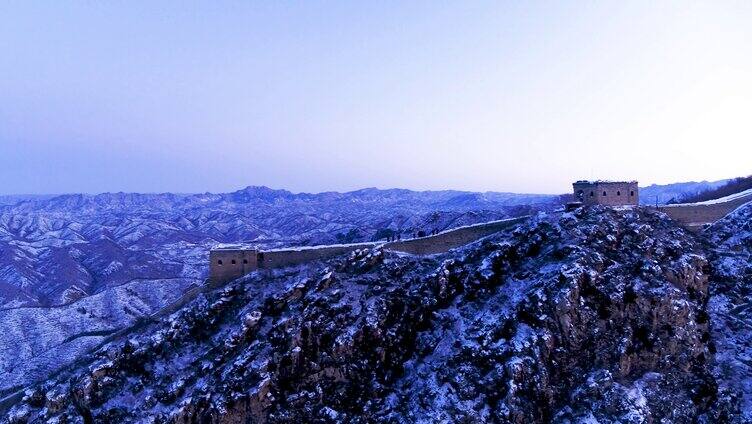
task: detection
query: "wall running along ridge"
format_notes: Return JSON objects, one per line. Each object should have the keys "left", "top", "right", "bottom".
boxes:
{"left": 209, "top": 250, "right": 259, "bottom": 285}
{"left": 208, "top": 217, "right": 528, "bottom": 283}
{"left": 658, "top": 189, "right": 752, "bottom": 229}
{"left": 383, "top": 216, "right": 529, "bottom": 255}
{"left": 208, "top": 187, "right": 752, "bottom": 284}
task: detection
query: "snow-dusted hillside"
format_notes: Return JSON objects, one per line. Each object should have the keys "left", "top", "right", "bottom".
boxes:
{"left": 706, "top": 203, "right": 752, "bottom": 420}
{"left": 5, "top": 207, "right": 743, "bottom": 422}
{"left": 0, "top": 186, "right": 558, "bottom": 404}
{"left": 639, "top": 179, "right": 729, "bottom": 205}
{"left": 0, "top": 186, "right": 555, "bottom": 309}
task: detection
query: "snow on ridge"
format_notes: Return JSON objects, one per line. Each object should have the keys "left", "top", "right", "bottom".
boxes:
{"left": 661, "top": 188, "right": 752, "bottom": 207}
{"left": 213, "top": 216, "right": 530, "bottom": 253}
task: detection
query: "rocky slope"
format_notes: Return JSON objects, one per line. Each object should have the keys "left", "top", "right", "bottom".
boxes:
{"left": 0, "top": 186, "right": 553, "bottom": 405}
{"left": 706, "top": 203, "right": 752, "bottom": 420}
{"left": 5, "top": 206, "right": 742, "bottom": 422}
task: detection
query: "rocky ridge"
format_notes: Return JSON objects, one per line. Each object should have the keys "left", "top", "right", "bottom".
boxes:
{"left": 705, "top": 203, "right": 752, "bottom": 420}
{"left": 5, "top": 206, "right": 742, "bottom": 422}
{"left": 0, "top": 187, "right": 552, "bottom": 403}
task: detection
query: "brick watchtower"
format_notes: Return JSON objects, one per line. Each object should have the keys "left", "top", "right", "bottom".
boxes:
{"left": 572, "top": 180, "right": 639, "bottom": 206}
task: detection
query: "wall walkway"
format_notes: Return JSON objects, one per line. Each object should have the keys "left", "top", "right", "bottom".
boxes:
{"left": 383, "top": 216, "right": 529, "bottom": 255}
{"left": 210, "top": 187, "right": 752, "bottom": 283}
{"left": 658, "top": 188, "right": 752, "bottom": 229}
{"left": 209, "top": 216, "right": 530, "bottom": 282}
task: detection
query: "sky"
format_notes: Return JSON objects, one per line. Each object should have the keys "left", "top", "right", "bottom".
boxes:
{"left": 1, "top": 1, "right": 751, "bottom": 195}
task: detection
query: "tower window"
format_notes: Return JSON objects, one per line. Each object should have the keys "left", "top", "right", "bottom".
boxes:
{"left": 617, "top": 191, "right": 621, "bottom": 196}
{"left": 217, "top": 260, "right": 223, "bottom": 265}
{"left": 231, "top": 259, "right": 236, "bottom": 264}
{"left": 630, "top": 191, "right": 634, "bottom": 196}
{"left": 590, "top": 191, "right": 594, "bottom": 197}
{"left": 603, "top": 191, "right": 607, "bottom": 196}
{"left": 243, "top": 259, "right": 248, "bottom": 264}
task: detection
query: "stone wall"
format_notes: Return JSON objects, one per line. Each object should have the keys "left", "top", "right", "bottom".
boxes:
{"left": 573, "top": 181, "right": 638, "bottom": 206}
{"left": 384, "top": 216, "right": 529, "bottom": 255}
{"left": 208, "top": 244, "right": 377, "bottom": 283}
{"left": 258, "top": 243, "right": 376, "bottom": 269}
{"left": 208, "top": 217, "right": 531, "bottom": 283}
{"left": 209, "top": 249, "right": 258, "bottom": 284}
{"left": 659, "top": 192, "right": 752, "bottom": 228}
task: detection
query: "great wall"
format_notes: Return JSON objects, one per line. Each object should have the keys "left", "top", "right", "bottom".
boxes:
{"left": 657, "top": 188, "right": 752, "bottom": 229}
{"left": 209, "top": 216, "right": 529, "bottom": 283}
{"left": 1, "top": 184, "right": 746, "bottom": 417}
{"left": 208, "top": 183, "right": 752, "bottom": 284}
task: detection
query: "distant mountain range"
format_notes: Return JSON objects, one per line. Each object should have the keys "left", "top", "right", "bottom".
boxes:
{"left": 0, "top": 194, "right": 56, "bottom": 205}
{"left": 0, "top": 186, "right": 557, "bottom": 310}
{"left": 639, "top": 179, "right": 729, "bottom": 205}
{"left": 0, "top": 180, "right": 730, "bottom": 309}
{"left": 0, "top": 179, "right": 743, "bottom": 411}
{"left": 7, "top": 202, "right": 752, "bottom": 421}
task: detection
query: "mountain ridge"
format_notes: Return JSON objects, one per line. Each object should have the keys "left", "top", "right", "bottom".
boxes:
{"left": 5, "top": 205, "right": 749, "bottom": 422}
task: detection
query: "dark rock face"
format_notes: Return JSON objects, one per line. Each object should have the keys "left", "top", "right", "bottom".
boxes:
{"left": 706, "top": 204, "right": 752, "bottom": 420}
{"left": 4, "top": 208, "right": 741, "bottom": 422}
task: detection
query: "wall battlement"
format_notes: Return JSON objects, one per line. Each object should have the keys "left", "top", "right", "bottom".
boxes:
{"left": 384, "top": 216, "right": 528, "bottom": 255}
{"left": 209, "top": 249, "right": 259, "bottom": 284}
{"left": 207, "top": 186, "right": 752, "bottom": 284}
{"left": 208, "top": 216, "right": 529, "bottom": 284}
{"left": 658, "top": 189, "right": 752, "bottom": 229}
{"left": 573, "top": 180, "right": 639, "bottom": 206}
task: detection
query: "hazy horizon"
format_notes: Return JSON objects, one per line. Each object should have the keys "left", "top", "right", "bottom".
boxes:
{"left": 0, "top": 176, "right": 737, "bottom": 198}
{"left": 2, "top": 2, "right": 751, "bottom": 195}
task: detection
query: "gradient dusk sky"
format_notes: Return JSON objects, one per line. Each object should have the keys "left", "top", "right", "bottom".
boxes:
{"left": 1, "top": 1, "right": 751, "bottom": 195}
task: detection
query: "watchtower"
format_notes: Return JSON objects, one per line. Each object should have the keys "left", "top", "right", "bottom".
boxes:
{"left": 209, "top": 248, "right": 259, "bottom": 284}
{"left": 573, "top": 180, "right": 639, "bottom": 206}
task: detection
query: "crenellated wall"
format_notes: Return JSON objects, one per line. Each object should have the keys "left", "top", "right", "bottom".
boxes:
{"left": 207, "top": 217, "right": 530, "bottom": 283}
{"left": 209, "top": 249, "right": 259, "bottom": 284}
{"left": 658, "top": 190, "right": 752, "bottom": 229}
{"left": 258, "top": 243, "right": 376, "bottom": 269}
{"left": 573, "top": 181, "right": 639, "bottom": 206}
{"left": 383, "top": 216, "right": 529, "bottom": 255}
{"left": 208, "top": 243, "right": 378, "bottom": 283}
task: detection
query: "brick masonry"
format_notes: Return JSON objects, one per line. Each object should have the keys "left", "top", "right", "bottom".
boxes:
{"left": 207, "top": 188, "right": 752, "bottom": 284}
{"left": 209, "top": 249, "right": 259, "bottom": 284}
{"left": 573, "top": 181, "right": 639, "bottom": 206}
{"left": 208, "top": 217, "right": 529, "bottom": 283}
{"left": 259, "top": 244, "right": 376, "bottom": 269}
{"left": 658, "top": 191, "right": 752, "bottom": 229}
{"left": 383, "top": 216, "right": 528, "bottom": 255}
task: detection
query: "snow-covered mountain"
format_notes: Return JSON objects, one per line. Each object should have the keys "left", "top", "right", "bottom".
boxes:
{"left": 0, "top": 179, "right": 733, "bottom": 309}
{"left": 6, "top": 205, "right": 749, "bottom": 422}
{"left": 639, "top": 179, "right": 729, "bottom": 205}
{"left": 0, "top": 186, "right": 556, "bottom": 309}
{"left": 4, "top": 183, "right": 749, "bottom": 422}
{"left": 0, "top": 186, "right": 556, "bottom": 406}
{"left": 0, "top": 195, "right": 56, "bottom": 206}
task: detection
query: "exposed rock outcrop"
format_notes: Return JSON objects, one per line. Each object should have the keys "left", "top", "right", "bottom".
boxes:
{"left": 706, "top": 203, "right": 752, "bottom": 421}
{"left": 3, "top": 207, "right": 741, "bottom": 422}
